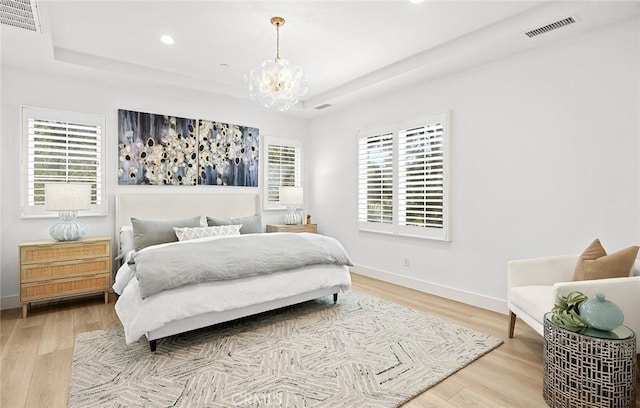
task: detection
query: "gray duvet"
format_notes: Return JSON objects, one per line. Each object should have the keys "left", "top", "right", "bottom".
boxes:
{"left": 130, "top": 232, "right": 353, "bottom": 298}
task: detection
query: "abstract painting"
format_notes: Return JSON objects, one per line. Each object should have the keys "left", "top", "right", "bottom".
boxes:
{"left": 118, "top": 109, "right": 259, "bottom": 187}
{"left": 198, "top": 120, "right": 259, "bottom": 186}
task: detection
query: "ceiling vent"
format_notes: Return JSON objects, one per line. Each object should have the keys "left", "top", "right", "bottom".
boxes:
{"left": 524, "top": 16, "right": 575, "bottom": 38}
{"left": 1, "top": 0, "right": 42, "bottom": 33}
{"left": 314, "top": 104, "right": 332, "bottom": 110}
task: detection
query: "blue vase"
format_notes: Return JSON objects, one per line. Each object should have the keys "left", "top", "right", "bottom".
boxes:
{"left": 578, "top": 293, "right": 624, "bottom": 331}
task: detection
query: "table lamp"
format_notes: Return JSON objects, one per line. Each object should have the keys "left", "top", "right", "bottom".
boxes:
{"left": 279, "top": 186, "right": 303, "bottom": 225}
{"left": 45, "top": 183, "right": 91, "bottom": 241}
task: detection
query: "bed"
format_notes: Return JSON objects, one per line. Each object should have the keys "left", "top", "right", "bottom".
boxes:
{"left": 113, "top": 193, "right": 352, "bottom": 352}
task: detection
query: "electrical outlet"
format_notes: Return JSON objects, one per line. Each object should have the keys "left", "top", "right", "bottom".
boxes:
{"left": 404, "top": 257, "right": 410, "bottom": 267}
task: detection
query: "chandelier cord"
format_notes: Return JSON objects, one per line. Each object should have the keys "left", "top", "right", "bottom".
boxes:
{"left": 275, "top": 22, "right": 281, "bottom": 62}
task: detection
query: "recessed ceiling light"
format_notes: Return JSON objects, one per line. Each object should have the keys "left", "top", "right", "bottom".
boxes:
{"left": 409, "top": 0, "right": 425, "bottom": 3}
{"left": 160, "top": 35, "right": 175, "bottom": 45}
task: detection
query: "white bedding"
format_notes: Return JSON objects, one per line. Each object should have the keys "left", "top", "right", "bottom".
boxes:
{"left": 115, "top": 260, "right": 351, "bottom": 344}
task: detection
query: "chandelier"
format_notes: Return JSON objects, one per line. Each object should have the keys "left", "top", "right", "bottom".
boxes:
{"left": 245, "top": 17, "right": 308, "bottom": 112}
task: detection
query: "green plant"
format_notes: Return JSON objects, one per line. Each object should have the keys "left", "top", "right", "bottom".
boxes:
{"left": 550, "top": 291, "right": 588, "bottom": 332}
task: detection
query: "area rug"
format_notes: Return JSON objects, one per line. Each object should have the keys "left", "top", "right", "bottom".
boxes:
{"left": 69, "top": 291, "right": 502, "bottom": 407}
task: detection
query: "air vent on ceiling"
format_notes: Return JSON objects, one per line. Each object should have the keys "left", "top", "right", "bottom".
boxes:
{"left": 314, "top": 104, "right": 332, "bottom": 110}
{"left": 524, "top": 16, "right": 575, "bottom": 38}
{"left": 1, "top": 0, "right": 41, "bottom": 33}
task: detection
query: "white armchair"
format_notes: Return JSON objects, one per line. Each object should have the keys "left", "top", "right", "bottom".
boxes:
{"left": 507, "top": 255, "right": 640, "bottom": 353}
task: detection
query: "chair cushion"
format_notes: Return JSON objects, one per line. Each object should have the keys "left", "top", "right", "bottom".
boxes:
{"left": 509, "top": 285, "right": 555, "bottom": 325}
{"left": 573, "top": 239, "right": 639, "bottom": 281}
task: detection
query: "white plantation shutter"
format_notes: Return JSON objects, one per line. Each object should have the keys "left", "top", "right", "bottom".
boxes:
{"left": 358, "top": 128, "right": 395, "bottom": 233}
{"left": 398, "top": 115, "right": 448, "bottom": 239}
{"left": 264, "top": 137, "right": 302, "bottom": 210}
{"left": 357, "top": 112, "right": 449, "bottom": 240}
{"left": 21, "top": 107, "right": 107, "bottom": 218}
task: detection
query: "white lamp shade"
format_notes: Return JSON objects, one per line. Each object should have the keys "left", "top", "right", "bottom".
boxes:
{"left": 45, "top": 183, "right": 91, "bottom": 211}
{"left": 280, "top": 186, "right": 303, "bottom": 205}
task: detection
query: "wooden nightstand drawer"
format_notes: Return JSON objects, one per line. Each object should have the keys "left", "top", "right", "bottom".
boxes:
{"left": 20, "top": 274, "right": 110, "bottom": 302}
{"left": 266, "top": 224, "right": 317, "bottom": 233}
{"left": 20, "top": 239, "right": 110, "bottom": 265}
{"left": 21, "top": 258, "right": 111, "bottom": 283}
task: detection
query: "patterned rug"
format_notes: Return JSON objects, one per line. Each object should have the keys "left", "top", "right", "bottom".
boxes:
{"left": 69, "top": 291, "right": 502, "bottom": 407}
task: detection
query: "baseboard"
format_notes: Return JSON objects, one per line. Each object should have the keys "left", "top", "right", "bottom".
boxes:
{"left": 1, "top": 295, "right": 20, "bottom": 310}
{"left": 351, "top": 264, "right": 508, "bottom": 314}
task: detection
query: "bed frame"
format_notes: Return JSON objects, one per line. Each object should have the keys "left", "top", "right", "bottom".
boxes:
{"left": 115, "top": 193, "right": 340, "bottom": 351}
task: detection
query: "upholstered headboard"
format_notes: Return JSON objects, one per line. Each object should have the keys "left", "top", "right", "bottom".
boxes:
{"left": 112, "top": 193, "right": 261, "bottom": 271}
{"left": 115, "top": 193, "right": 261, "bottom": 229}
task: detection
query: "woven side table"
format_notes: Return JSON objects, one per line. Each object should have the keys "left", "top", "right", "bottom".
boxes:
{"left": 543, "top": 314, "right": 637, "bottom": 408}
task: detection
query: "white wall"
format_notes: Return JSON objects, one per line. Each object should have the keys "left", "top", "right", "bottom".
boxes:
{"left": 307, "top": 18, "right": 640, "bottom": 312}
{"left": 0, "top": 62, "right": 3, "bottom": 306}
{"left": 2, "top": 17, "right": 638, "bottom": 314}
{"left": 0, "top": 67, "right": 310, "bottom": 308}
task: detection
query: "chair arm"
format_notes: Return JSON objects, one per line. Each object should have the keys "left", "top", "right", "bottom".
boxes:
{"left": 507, "top": 255, "right": 578, "bottom": 290}
{"left": 553, "top": 276, "right": 640, "bottom": 297}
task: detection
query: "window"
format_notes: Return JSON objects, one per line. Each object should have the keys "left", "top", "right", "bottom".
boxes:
{"left": 357, "top": 112, "right": 450, "bottom": 240}
{"left": 358, "top": 125, "right": 395, "bottom": 233}
{"left": 263, "top": 136, "right": 302, "bottom": 210}
{"left": 21, "top": 106, "right": 107, "bottom": 218}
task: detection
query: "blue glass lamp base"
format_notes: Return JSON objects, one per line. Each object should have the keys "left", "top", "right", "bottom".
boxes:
{"left": 282, "top": 206, "right": 301, "bottom": 225}
{"left": 50, "top": 211, "right": 87, "bottom": 241}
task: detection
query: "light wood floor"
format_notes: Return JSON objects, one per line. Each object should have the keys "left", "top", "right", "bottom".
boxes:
{"left": 1, "top": 273, "right": 638, "bottom": 407}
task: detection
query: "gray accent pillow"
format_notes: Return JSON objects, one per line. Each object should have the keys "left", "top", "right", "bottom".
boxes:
{"left": 206, "top": 213, "right": 263, "bottom": 234}
{"left": 131, "top": 216, "right": 202, "bottom": 250}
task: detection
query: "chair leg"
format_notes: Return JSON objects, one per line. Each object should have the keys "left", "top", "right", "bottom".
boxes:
{"left": 508, "top": 311, "right": 516, "bottom": 338}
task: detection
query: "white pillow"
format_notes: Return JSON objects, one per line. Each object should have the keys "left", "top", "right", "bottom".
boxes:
{"left": 173, "top": 224, "right": 242, "bottom": 241}
{"left": 117, "top": 226, "right": 135, "bottom": 262}
{"left": 113, "top": 261, "right": 135, "bottom": 295}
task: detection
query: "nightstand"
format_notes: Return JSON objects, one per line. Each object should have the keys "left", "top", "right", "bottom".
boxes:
{"left": 19, "top": 236, "right": 112, "bottom": 318}
{"left": 266, "top": 224, "right": 317, "bottom": 233}
{"left": 543, "top": 314, "right": 637, "bottom": 407}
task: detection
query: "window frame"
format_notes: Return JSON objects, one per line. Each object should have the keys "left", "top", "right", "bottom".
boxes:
{"left": 357, "top": 111, "right": 450, "bottom": 241}
{"left": 20, "top": 106, "right": 107, "bottom": 218}
{"left": 263, "top": 136, "right": 303, "bottom": 211}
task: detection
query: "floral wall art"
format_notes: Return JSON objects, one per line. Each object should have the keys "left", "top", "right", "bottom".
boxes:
{"left": 118, "top": 109, "right": 259, "bottom": 187}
